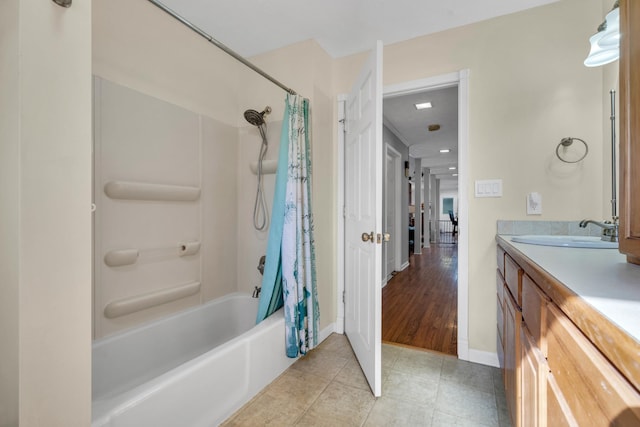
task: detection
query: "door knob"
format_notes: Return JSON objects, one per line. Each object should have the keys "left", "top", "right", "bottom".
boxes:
{"left": 383, "top": 233, "right": 391, "bottom": 242}
{"left": 361, "top": 231, "right": 375, "bottom": 242}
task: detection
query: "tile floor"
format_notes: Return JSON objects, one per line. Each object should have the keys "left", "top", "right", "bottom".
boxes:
{"left": 222, "top": 334, "right": 511, "bottom": 426}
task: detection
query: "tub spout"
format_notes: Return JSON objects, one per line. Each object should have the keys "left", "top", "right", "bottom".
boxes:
{"left": 252, "top": 286, "right": 261, "bottom": 298}
{"left": 579, "top": 218, "right": 618, "bottom": 242}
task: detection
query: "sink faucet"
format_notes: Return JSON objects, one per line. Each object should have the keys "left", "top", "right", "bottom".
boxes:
{"left": 579, "top": 218, "right": 618, "bottom": 242}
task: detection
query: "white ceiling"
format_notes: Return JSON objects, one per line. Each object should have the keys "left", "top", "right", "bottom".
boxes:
{"left": 161, "top": 0, "right": 558, "bottom": 59}
{"left": 158, "top": 0, "right": 560, "bottom": 194}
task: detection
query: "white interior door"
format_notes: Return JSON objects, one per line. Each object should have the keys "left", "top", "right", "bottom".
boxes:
{"left": 344, "top": 41, "right": 383, "bottom": 397}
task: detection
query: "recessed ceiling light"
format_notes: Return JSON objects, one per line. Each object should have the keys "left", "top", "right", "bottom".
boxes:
{"left": 449, "top": 167, "right": 456, "bottom": 170}
{"left": 439, "top": 149, "right": 450, "bottom": 153}
{"left": 415, "top": 102, "right": 432, "bottom": 110}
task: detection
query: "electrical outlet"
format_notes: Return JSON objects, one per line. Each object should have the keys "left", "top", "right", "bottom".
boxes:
{"left": 527, "top": 192, "right": 542, "bottom": 215}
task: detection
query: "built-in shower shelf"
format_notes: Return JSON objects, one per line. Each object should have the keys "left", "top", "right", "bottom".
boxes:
{"left": 104, "top": 241, "right": 201, "bottom": 267}
{"left": 103, "top": 281, "right": 201, "bottom": 319}
{"left": 249, "top": 159, "right": 278, "bottom": 175}
{"left": 104, "top": 181, "right": 201, "bottom": 201}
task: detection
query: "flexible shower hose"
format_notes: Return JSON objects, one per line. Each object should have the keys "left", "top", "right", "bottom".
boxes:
{"left": 253, "top": 123, "right": 269, "bottom": 230}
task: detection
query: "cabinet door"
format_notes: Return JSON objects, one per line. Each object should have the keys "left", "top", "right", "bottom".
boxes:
{"left": 521, "top": 274, "right": 548, "bottom": 356}
{"left": 504, "top": 286, "right": 521, "bottom": 427}
{"left": 521, "top": 324, "right": 547, "bottom": 427}
{"left": 547, "top": 304, "right": 640, "bottom": 426}
{"left": 619, "top": 0, "right": 640, "bottom": 264}
{"left": 547, "top": 374, "right": 579, "bottom": 427}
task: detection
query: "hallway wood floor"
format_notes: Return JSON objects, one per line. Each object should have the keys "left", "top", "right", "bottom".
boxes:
{"left": 382, "top": 244, "right": 458, "bottom": 356}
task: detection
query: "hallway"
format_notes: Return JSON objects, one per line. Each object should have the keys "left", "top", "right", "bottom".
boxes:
{"left": 382, "top": 244, "right": 458, "bottom": 355}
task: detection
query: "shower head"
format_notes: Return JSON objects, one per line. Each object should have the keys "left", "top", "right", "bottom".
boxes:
{"left": 244, "top": 106, "right": 272, "bottom": 126}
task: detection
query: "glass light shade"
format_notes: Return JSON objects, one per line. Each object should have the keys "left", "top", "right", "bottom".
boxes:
{"left": 584, "top": 32, "right": 619, "bottom": 67}
{"left": 598, "top": 8, "right": 620, "bottom": 48}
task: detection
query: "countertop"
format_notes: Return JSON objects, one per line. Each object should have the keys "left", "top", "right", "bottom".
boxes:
{"left": 497, "top": 235, "right": 640, "bottom": 344}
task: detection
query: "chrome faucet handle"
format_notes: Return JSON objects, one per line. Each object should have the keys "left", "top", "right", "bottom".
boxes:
{"left": 579, "top": 218, "right": 618, "bottom": 242}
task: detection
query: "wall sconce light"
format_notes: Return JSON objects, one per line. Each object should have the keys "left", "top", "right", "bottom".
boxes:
{"left": 404, "top": 161, "right": 410, "bottom": 178}
{"left": 584, "top": 1, "right": 619, "bottom": 67}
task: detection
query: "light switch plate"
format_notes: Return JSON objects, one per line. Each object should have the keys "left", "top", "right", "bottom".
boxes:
{"left": 527, "top": 192, "right": 542, "bottom": 215}
{"left": 475, "top": 179, "right": 502, "bottom": 198}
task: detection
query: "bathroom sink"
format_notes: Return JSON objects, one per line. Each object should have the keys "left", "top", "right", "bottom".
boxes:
{"left": 511, "top": 235, "right": 618, "bottom": 249}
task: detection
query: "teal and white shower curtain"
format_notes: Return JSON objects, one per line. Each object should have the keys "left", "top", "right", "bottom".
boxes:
{"left": 256, "top": 94, "right": 319, "bottom": 358}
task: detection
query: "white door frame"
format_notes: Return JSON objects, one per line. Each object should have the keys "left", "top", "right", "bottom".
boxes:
{"left": 384, "top": 142, "right": 402, "bottom": 283}
{"left": 337, "top": 69, "right": 471, "bottom": 360}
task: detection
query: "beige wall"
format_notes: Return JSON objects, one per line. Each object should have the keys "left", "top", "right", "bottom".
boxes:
{"left": 0, "top": 0, "right": 93, "bottom": 425}
{"left": 335, "top": 0, "right": 606, "bottom": 353}
{"left": 0, "top": 1, "right": 20, "bottom": 424}
{"left": 93, "top": 0, "right": 243, "bottom": 127}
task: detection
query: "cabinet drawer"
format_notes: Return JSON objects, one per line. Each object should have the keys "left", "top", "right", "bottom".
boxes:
{"left": 497, "top": 245, "right": 506, "bottom": 277}
{"left": 547, "top": 304, "right": 640, "bottom": 426}
{"left": 521, "top": 274, "right": 548, "bottom": 356}
{"left": 504, "top": 254, "right": 522, "bottom": 306}
{"left": 547, "top": 373, "right": 579, "bottom": 427}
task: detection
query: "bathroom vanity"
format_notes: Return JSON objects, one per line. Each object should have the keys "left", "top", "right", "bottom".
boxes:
{"left": 619, "top": 0, "right": 640, "bottom": 264}
{"left": 496, "top": 235, "right": 640, "bottom": 427}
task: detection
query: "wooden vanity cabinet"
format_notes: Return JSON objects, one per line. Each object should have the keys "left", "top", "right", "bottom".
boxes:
{"left": 546, "top": 304, "right": 640, "bottom": 425}
{"left": 499, "top": 254, "right": 522, "bottom": 427}
{"left": 619, "top": 0, "right": 640, "bottom": 264}
{"left": 496, "top": 241, "right": 640, "bottom": 427}
{"left": 504, "top": 288, "right": 521, "bottom": 426}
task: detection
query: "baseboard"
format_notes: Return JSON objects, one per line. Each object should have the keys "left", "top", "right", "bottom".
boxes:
{"left": 467, "top": 348, "right": 500, "bottom": 368}
{"left": 318, "top": 322, "right": 337, "bottom": 344}
{"left": 382, "top": 278, "right": 388, "bottom": 288}
{"left": 399, "top": 261, "right": 409, "bottom": 271}
{"left": 457, "top": 338, "right": 469, "bottom": 361}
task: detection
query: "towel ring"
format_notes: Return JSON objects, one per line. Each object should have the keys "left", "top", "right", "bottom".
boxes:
{"left": 556, "top": 137, "right": 588, "bottom": 163}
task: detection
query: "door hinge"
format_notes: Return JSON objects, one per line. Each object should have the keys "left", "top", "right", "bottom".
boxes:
{"left": 342, "top": 290, "right": 345, "bottom": 303}
{"left": 340, "top": 117, "right": 348, "bottom": 134}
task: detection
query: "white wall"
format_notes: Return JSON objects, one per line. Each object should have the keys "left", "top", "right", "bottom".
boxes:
{"left": 383, "top": 126, "right": 410, "bottom": 267}
{"left": 0, "top": 0, "right": 93, "bottom": 424}
{"left": 335, "top": 0, "right": 607, "bottom": 354}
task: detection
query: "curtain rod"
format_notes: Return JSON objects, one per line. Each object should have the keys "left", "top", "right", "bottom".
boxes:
{"left": 147, "top": 0, "right": 297, "bottom": 96}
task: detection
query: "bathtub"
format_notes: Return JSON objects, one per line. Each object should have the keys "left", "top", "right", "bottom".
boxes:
{"left": 92, "top": 292, "right": 296, "bottom": 427}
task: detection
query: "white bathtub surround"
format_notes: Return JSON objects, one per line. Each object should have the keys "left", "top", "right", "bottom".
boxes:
{"left": 93, "top": 78, "right": 238, "bottom": 338}
{"left": 258, "top": 95, "right": 319, "bottom": 358}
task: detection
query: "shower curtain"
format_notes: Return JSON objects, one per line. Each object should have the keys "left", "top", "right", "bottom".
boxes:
{"left": 256, "top": 94, "right": 319, "bottom": 358}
